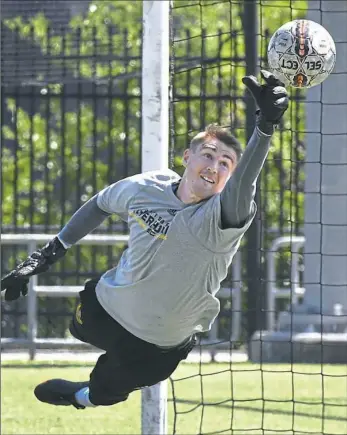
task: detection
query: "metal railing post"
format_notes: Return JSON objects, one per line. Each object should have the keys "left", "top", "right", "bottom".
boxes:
{"left": 1, "top": 234, "right": 129, "bottom": 357}
{"left": 231, "top": 251, "right": 242, "bottom": 343}
{"left": 26, "top": 241, "right": 38, "bottom": 360}
{"left": 266, "top": 236, "right": 306, "bottom": 331}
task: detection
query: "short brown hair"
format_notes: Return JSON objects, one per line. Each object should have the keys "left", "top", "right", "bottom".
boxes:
{"left": 190, "top": 124, "right": 242, "bottom": 161}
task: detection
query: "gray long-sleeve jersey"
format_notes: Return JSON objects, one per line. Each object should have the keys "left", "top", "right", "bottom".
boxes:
{"left": 58, "top": 127, "right": 271, "bottom": 346}
{"left": 59, "top": 127, "right": 270, "bottom": 245}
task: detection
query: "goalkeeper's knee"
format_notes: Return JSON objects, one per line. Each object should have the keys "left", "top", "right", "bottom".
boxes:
{"left": 89, "top": 391, "right": 129, "bottom": 406}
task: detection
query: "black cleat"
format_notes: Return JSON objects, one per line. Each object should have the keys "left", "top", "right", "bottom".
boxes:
{"left": 34, "top": 379, "right": 89, "bottom": 409}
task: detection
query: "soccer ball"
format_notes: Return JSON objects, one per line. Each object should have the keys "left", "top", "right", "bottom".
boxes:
{"left": 267, "top": 19, "right": 336, "bottom": 88}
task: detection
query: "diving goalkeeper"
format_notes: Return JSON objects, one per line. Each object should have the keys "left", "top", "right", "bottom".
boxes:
{"left": 1, "top": 71, "right": 288, "bottom": 409}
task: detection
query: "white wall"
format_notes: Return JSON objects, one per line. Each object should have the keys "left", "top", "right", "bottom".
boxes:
{"left": 304, "top": 1, "right": 347, "bottom": 314}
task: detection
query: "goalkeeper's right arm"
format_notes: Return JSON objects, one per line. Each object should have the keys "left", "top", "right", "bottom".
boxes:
{"left": 59, "top": 175, "right": 138, "bottom": 247}
{"left": 57, "top": 195, "right": 111, "bottom": 248}
{"left": 1, "top": 196, "right": 111, "bottom": 301}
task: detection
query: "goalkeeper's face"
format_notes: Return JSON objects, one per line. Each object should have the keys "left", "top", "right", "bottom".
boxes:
{"left": 180, "top": 139, "right": 237, "bottom": 203}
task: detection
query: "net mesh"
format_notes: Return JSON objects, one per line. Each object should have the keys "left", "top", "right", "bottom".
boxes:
{"left": 169, "top": 1, "right": 347, "bottom": 434}
{"left": 1, "top": 1, "right": 347, "bottom": 434}
{"left": 1, "top": 1, "right": 142, "bottom": 347}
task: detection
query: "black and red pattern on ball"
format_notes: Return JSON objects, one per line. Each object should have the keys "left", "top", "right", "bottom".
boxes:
{"left": 293, "top": 73, "right": 308, "bottom": 88}
{"left": 295, "top": 20, "right": 310, "bottom": 58}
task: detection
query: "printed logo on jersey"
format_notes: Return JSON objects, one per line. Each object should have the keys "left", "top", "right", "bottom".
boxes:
{"left": 167, "top": 208, "right": 179, "bottom": 216}
{"left": 129, "top": 209, "right": 170, "bottom": 240}
{"left": 75, "top": 303, "right": 83, "bottom": 325}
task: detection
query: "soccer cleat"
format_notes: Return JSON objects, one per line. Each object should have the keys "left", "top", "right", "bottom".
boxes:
{"left": 34, "top": 379, "right": 89, "bottom": 409}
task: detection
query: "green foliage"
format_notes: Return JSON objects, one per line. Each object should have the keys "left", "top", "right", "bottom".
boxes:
{"left": 2, "top": 362, "right": 346, "bottom": 434}
{"left": 2, "top": 0, "right": 307, "bottom": 337}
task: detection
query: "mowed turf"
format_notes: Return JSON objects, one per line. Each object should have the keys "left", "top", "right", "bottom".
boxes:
{"left": 1, "top": 360, "right": 347, "bottom": 434}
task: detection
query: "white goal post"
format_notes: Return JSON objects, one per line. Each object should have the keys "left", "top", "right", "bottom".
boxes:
{"left": 141, "top": 1, "right": 170, "bottom": 434}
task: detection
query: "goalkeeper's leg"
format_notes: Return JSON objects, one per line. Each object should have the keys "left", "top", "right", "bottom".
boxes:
{"left": 86, "top": 335, "right": 195, "bottom": 406}
{"left": 68, "top": 277, "right": 106, "bottom": 349}
{"left": 34, "top": 278, "right": 196, "bottom": 408}
{"left": 34, "top": 330, "right": 195, "bottom": 408}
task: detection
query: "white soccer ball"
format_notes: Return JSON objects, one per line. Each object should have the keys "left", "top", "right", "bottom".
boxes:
{"left": 267, "top": 19, "right": 336, "bottom": 88}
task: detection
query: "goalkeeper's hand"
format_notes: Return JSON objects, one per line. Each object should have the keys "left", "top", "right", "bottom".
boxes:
{"left": 242, "top": 69, "right": 289, "bottom": 135}
{"left": 1, "top": 237, "right": 67, "bottom": 301}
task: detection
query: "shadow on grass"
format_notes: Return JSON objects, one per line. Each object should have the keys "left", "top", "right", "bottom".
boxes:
{"left": 1, "top": 362, "right": 95, "bottom": 369}
{"left": 169, "top": 399, "right": 347, "bottom": 422}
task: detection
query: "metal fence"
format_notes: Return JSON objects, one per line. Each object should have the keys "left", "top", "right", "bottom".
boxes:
{"left": 1, "top": 12, "right": 305, "bottom": 346}
{"left": 1, "top": 233, "right": 305, "bottom": 359}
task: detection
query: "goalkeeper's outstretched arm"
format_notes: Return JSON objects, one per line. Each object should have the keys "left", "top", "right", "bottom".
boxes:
{"left": 1, "top": 195, "right": 112, "bottom": 301}
{"left": 58, "top": 174, "right": 139, "bottom": 247}
{"left": 57, "top": 196, "right": 111, "bottom": 248}
{"left": 1, "top": 175, "right": 138, "bottom": 301}
{"left": 220, "top": 127, "right": 271, "bottom": 228}
{"left": 220, "top": 70, "right": 289, "bottom": 229}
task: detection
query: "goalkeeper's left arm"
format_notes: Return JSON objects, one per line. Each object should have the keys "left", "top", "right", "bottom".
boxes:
{"left": 220, "top": 70, "right": 288, "bottom": 229}
{"left": 1, "top": 195, "right": 110, "bottom": 301}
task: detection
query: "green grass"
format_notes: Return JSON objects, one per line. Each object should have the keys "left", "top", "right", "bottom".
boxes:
{"left": 1, "top": 361, "right": 347, "bottom": 434}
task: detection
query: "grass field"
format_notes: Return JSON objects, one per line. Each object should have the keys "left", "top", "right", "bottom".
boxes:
{"left": 1, "top": 360, "right": 347, "bottom": 434}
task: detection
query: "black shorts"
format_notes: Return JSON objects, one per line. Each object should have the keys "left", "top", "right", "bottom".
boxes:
{"left": 69, "top": 278, "right": 196, "bottom": 406}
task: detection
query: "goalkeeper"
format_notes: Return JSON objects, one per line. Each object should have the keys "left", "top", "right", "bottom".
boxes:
{"left": 1, "top": 71, "right": 288, "bottom": 409}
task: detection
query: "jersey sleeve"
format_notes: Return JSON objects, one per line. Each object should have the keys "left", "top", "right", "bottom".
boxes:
{"left": 188, "top": 194, "right": 257, "bottom": 252}
{"left": 220, "top": 127, "right": 271, "bottom": 228}
{"left": 97, "top": 176, "right": 140, "bottom": 218}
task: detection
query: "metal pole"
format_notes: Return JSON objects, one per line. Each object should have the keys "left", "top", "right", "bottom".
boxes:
{"left": 242, "top": 0, "right": 262, "bottom": 341}
{"left": 141, "top": 1, "right": 169, "bottom": 172}
{"left": 27, "top": 241, "right": 38, "bottom": 360}
{"left": 141, "top": 1, "right": 170, "bottom": 434}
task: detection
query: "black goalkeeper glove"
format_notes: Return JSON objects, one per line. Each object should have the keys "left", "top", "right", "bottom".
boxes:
{"left": 1, "top": 237, "right": 67, "bottom": 301}
{"left": 242, "top": 69, "right": 289, "bottom": 135}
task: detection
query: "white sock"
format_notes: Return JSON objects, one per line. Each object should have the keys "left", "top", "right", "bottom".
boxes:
{"left": 74, "top": 387, "right": 97, "bottom": 408}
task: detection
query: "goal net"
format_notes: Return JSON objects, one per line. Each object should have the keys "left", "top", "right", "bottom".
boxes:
{"left": 1, "top": 1, "right": 346, "bottom": 434}
{"left": 168, "top": 1, "right": 347, "bottom": 434}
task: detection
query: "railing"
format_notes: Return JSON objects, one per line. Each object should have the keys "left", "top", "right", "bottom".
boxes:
{"left": 1, "top": 234, "right": 243, "bottom": 359}
{"left": 1, "top": 234, "right": 129, "bottom": 359}
{"left": 1, "top": 234, "right": 305, "bottom": 358}
{"left": 201, "top": 251, "right": 242, "bottom": 348}
{"left": 267, "top": 236, "right": 306, "bottom": 331}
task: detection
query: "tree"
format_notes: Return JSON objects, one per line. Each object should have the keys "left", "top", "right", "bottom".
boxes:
{"left": 1, "top": 0, "right": 307, "bottom": 338}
